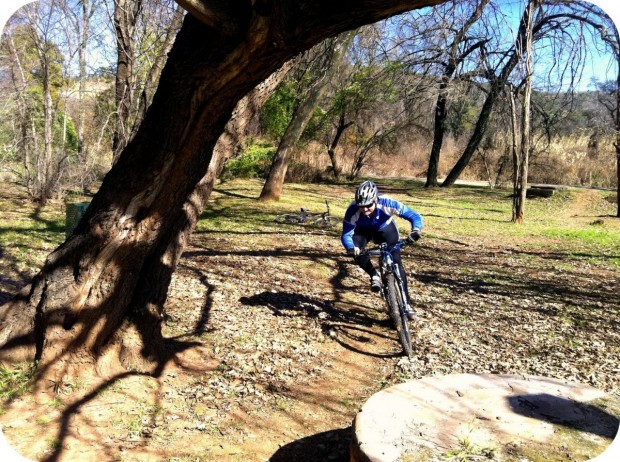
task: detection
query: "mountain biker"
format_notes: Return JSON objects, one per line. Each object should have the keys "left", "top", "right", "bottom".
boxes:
{"left": 341, "top": 180, "right": 423, "bottom": 320}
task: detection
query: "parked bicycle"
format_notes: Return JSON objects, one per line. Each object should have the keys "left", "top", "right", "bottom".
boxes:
{"left": 274, "top": 200, "right": 335, "bottom": 228}
{"left": 365, "top": 239, "right": 415, "bottom": 357}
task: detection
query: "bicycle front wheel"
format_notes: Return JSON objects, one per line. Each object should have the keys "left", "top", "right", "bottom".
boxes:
{"left": 384, "top": 273, "right": 413, "bottom": 357}
{"left": 312, "top": 215, "right": 336, "bottom": 228}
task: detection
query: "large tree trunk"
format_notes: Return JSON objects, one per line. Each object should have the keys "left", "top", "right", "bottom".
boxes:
{"left": 0, "top": 0, "right": 440, "bottom": 386}
{"left": 259, "top": 30, "right": 355, "bottom": 201}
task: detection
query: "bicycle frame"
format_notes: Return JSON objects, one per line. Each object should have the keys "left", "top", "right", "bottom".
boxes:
{"left": 275, "top": 200, "right": 334, "bottom": 227}
{"left": 366, "top": 240, "right": 408, "bottom": 288}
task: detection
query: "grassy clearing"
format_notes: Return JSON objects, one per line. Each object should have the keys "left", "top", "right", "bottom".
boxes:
{"left": 2, "top": 177, "right": 618, "bottom": 285}
{"left": 0, "top": 362, "right": 36, "bottom": 400}
{"left": 2, "top": 176, "right": 618, "bottom": 270}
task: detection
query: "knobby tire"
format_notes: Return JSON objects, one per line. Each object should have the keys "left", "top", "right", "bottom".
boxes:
{"left": 313, "top": 215, "right": 335, "bottom": 228}
{"left": 384, "top": 273, "right": 413, "bottom": 357}
{"left": 275, "top": 214, "right": 303, "bottom": 225}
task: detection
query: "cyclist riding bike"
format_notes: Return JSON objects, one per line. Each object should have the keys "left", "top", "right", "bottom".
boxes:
{"left": 341, "top": 180, "right": 423, "bottom": 320}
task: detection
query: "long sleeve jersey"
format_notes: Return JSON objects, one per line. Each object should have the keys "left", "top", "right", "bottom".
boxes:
{"left": 340, "top": 195, "right": 423, "bottom": 250}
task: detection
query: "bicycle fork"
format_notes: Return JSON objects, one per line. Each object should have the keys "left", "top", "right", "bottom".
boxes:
{"left": 381, "top": 254, "right": 406, "bottom": 308}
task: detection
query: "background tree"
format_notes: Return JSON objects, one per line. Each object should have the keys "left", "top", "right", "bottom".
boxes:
{"left": 589, "top": 7, "right": 620, "bottom": 217}
{"left": 3, "top": 2, "right": 78, "bottom": 203}
{"left": 422, "top": 0, "right": 491, "bottom": 187}
{"left": 303, "top": 23, "right": 433, "bottom": 180}
{"left": 62, "top": 0, "right": 101, "bottom": 163}
{"left": 512, "top": 0, "right": 539, "bottom": 223}
{"left": 259, "top": 30, "right": 356, "bottom": 201}
{"left": 0, "top": 0, "right": 442, "bottom": 386}
{"left": 442, "top": 0, "right": 614, "bottom": 188}
{"left": 110, "top": 0, "right": 142, "bottom": 162}
{"left": 110, "top": 0, "right": 183, "bottom": 163}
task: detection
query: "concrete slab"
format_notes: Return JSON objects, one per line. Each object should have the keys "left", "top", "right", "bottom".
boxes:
{"left": 350, "top": 374, "right": 619, "bottom": 462}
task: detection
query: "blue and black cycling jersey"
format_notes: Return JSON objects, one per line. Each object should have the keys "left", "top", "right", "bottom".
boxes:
{"left": 341, "top": 195, "right": 423, "bottom": 250}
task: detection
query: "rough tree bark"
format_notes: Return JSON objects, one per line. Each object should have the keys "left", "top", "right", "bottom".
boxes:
{"left": 0, "top": 0, "right": 443, "bottom": 385}
{"left": 259, "top": 30, "right": 355, "bottom": 201}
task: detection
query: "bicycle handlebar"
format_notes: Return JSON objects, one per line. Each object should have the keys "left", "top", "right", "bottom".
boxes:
{"left": 364, "top": 238, "right": 413, "bottom": 256}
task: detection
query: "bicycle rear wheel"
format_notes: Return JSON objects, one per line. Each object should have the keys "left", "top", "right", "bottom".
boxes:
{"left": 275, "top": 214, "right": 302, "bottom": 225}
{"left": 384, "top": 273, "right": 413, "bottom": 357}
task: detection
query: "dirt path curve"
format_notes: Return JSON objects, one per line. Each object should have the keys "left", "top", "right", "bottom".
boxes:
{"left": 166, "top": 232, "right": 406, "bottom": 462}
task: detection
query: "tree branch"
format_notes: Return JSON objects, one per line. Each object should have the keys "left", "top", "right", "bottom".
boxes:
{"left": 174, "top": 0, "right": 243, "bottom": 36}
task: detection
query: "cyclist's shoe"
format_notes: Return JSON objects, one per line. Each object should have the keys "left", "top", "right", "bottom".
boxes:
{"left": 370, "top": 274, "right": 382, "bottom": 293}
{"left": 404, "top": 303, "right": 417, "bottom": 321}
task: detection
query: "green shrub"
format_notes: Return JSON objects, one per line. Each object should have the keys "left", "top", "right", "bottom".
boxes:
{"left": 221, "top": 141, "right": 276, "bottom": 180}
{"left": 260, "top": 81, "right": 298, "bottom": 140}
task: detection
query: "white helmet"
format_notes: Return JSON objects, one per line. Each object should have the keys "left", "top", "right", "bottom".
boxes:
{"left": 355, "top": 180, "right": 378, "bottom": 206}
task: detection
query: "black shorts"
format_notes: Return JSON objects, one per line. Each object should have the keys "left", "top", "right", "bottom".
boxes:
{"left": 352, "top": 220, "right": 399, "bottom": 249}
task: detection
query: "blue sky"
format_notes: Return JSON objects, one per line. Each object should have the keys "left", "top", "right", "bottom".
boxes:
{"left": 2, "top": 0, "right": 619, "bottom": 86}
{"left": 2, "top": 0, "right": 619, "bottom": 91}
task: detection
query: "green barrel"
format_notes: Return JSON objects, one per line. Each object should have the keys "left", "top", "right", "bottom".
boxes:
{"left": 65, "top": 201, "right": 90, "bottom": 237}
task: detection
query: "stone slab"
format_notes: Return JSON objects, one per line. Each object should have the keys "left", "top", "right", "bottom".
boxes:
{"left": 351, "top": 374, "right": 620, "bottom": 462}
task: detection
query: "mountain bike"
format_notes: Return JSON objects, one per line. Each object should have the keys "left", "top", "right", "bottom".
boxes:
{"left": 365, "top": 239, "right": 414, "bottom": 357}
{"left": 274, "top": 200, "right": 335, "bottom": 228}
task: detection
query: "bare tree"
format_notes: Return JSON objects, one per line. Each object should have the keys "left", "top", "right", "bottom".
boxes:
{"left": 111, "top": 0, "right": 142, "bottom": 162}
{"left": 424, "top": 0, "right": 491, "bottom": 187}
{"left": 442, "top": 0, "right": 613, "bottom": 187}
{"left": 3, "top": 28, "right": 37, "bottom": 175}
{"left": 6, "top": 1, "right": 72, "bottom": 203}
{"left": 108, "top": 0, "right": 183, "bottom": 164}
{"left": 587, "top": 7, "right": 620, "bottom": 217}
{"left": 513, "top": 0, "right": 539, "bottom": 223}
{"left": 306, "top": 22, "right": 431, "bottom": 180}
{"left": 62, "top": 0, "right": 101, "bottom": 162}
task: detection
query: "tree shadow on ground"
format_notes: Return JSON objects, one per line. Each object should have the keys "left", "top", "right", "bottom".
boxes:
{"left": 239, "top": 291, "right": 388, "bottom": 331}
{"left": 507, "top": 393, "right": 620, "bottom": 439}
{"left": 38, "top": 338, "right": 204, "bottom": 462}
{"left": 269, "top": 427, "right": 352, "bottom": 462}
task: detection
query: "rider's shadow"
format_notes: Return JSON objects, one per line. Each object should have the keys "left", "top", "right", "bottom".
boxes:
{"left": 239, "top": 291, "right": 397, "bottom": 358}
{"left": 239, "top": 291, "right": 375, "bottom": 326}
